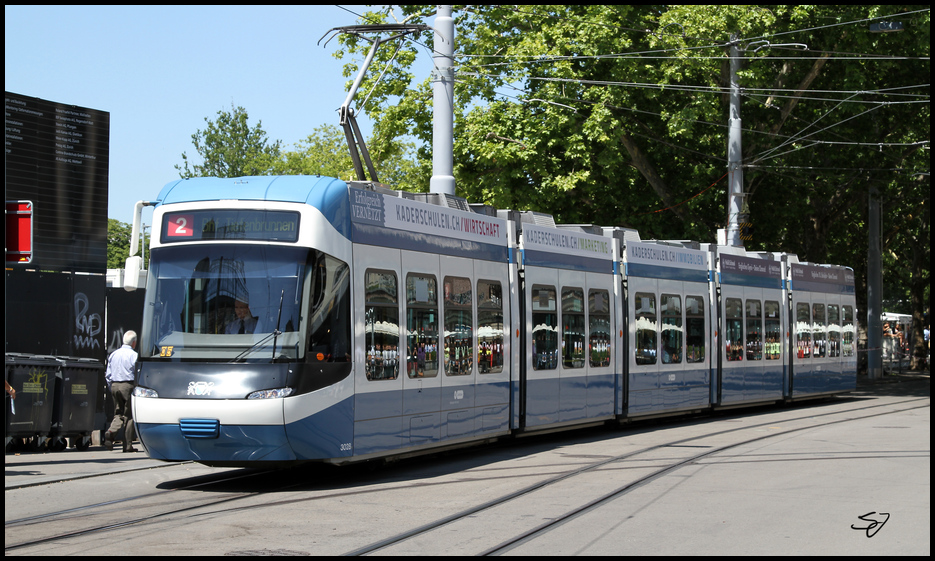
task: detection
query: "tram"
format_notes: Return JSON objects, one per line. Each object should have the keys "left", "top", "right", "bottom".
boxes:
{"left": 128, "top": 175, "right": 856, "bottom": 467}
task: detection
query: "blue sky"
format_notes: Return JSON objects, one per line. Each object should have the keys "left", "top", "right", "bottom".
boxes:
{"left": 5, "top": 5, "right": 429, "bottom": 226}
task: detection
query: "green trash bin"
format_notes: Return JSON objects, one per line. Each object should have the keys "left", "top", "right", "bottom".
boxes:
{"left": 5, "top": 354, "right": 60, "bottom": 446}
{"left": 50, "top": 357, "right": 105, "bottom": 450}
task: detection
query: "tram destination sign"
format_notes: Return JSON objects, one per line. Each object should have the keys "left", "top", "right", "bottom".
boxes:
{"left": 161, "top": 209, "right": 300, "bottom": 243}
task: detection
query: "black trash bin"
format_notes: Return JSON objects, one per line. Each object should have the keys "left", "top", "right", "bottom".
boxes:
{"left": 5, "top": 354, "right": 60, "bottom": 450}
{"left": 50, "top": 357, "right": 105, "bottom": 451}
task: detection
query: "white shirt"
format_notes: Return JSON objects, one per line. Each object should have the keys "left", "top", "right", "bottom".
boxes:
{"left": 106, "top": 344, "right": 138, "bottom": 383}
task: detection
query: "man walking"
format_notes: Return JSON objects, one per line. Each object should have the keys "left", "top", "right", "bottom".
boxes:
{"left": 104, "top": 331, "right": 139, "bottom": 452}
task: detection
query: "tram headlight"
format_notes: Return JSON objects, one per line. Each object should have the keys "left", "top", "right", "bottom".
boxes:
{"left": 133, "top": 386, "right": 159, "bottom": 398}
{"left": 246, "top": 387, "right": 294, "bottom": 400}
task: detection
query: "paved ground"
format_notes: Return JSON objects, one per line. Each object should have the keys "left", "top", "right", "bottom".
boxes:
{"left": 5, "top": 371, "right": 927, "bottom": 491}
{"left": 5, "top": 372, "right": 929, "bottom": 555}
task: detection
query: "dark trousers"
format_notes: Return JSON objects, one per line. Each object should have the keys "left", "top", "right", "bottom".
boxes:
{"left": 107, "top": 381, "right": 136, "bottom": 448}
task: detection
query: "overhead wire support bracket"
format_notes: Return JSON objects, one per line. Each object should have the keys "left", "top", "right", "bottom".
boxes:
{"left": 319, "top": 24, "right": 430, "bottom": 183}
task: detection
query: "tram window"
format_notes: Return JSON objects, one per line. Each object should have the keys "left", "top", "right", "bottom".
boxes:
{"left": 725, "top": 298, "right": 744, "bottom": 362}
{"left": 842, "top": 305, "right": 855, "bottom": 357}
{"left": 589, "top": 289, "right": 611, "bottom": 367}
{"left": 477, "top": 280, "right": 504, "bottom": 374}
{"left": 634, "top": 292, "right": 657, "bottom": 365}
{"left": 661, "top": 294, "right": 682, "bottom": 364}
{"left": 764, "top": 301, "right": 781, "bottom": 360}
{"left": 796, "top": 303, "right": 811, "bottom": 358}
{"left": 745, "top": 300, "right": 762, "bottom": 361}
{"left": 827, "top": 304, "right": 841, "bottom": 358}
{"left": 365, "top": 270, "right": 400, "bottom": 380}
{"left": 685, "top": 295, "right": 705, "bottom": 363}
{"left": 406, "top": 274, "right": 438, "bottom": 378}
{"left": 532, "top": 285, "right": 558, "bottom": 370}
{"left": 812, "top": 303, "right": 826, "bottom": 358}
{"left": 444, "top": 276, "right": 473, "bottom": 376}
{"left": 141, "top": 245, "right": 327, "bottom": 362}
{"left": 306, "top": 253, "right": 351, "bottom": 363}
{"left": 364, "top": 269, "right": 399, "bottom": 380}
{"left": 562, "top": 287, "right": 586, "bottom": 369}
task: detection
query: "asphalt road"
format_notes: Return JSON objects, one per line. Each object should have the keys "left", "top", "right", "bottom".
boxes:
{"left": 5, "top": 374, "right": 929, "bottom": 556}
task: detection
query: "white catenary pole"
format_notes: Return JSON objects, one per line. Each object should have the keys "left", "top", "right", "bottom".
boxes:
{"left": 726, "top": 34, "right": 744, "bottom": 247}
{"left": 430, "top": 5, "right": 456, "bottom": 195}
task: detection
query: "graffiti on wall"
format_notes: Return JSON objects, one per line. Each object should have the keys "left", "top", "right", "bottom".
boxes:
{"left": 74, "top": 292, "right": 102, "bottom": 351}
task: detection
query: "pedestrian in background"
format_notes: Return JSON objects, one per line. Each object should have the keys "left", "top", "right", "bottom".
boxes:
{"left": 104, "top": 331, "right": 139, "bottom": 452}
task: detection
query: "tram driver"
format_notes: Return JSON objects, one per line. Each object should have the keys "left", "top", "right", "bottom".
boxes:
{"left": 226, "top": 296, "right": 259, "bottom": 334}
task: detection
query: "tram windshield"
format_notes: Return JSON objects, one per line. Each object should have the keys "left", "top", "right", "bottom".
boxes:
{"left": 140, "top": 244, "right": 350, "bottom": 362}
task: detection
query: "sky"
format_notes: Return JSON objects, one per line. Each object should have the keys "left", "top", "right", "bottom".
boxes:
{"left": 5, "top": 5, "right": 431, "bottom": 226}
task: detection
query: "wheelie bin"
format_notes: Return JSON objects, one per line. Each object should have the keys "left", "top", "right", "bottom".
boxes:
{"left": 5, "top": 354, "right": 60, "bottom": 452}
{"left": 49, "top": 357, "right": 105, "bottom": 451}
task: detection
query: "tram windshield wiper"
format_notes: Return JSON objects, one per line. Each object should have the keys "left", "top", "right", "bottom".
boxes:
{"left": 271, "top": 288, "right": 285, "bottom": 362}
{"left": 229, "top": 329, "right": 283, "bottom": 363}
{"left": 230, "top": 289, "right": 286, "bottom": 363}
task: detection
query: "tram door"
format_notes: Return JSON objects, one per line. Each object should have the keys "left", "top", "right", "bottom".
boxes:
{"left": 473, "top": 258, "right": 511, "bottom": 434}
{"left": 585, "top": 271, "right": 615, "bottom": 420}
{"left": 401, "top": 250, "right": 443, "bottom": 443}
{"left": 353, "top": 244, "right": 403, "bottom": 454}
{"left": 627, "top": 276, "right": 659, "bottom": 416}
{"left": 439, "top": 255, "right": 478, "bottom": 438}
{"left": 525, "top": 265, "right": 560, "bottom": 427}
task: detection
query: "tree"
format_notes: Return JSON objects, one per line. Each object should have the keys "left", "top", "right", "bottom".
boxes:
{"left": 107, "top": 218, "right": 148, "bottom": 270}
{"left": 272, "top": 124, "right": 356, "bottom": 178}
{"left": 271, "top": 123, "right": 425, "bottom": 189}
{"left": 107, "top": 218, "right": 131, "bottom": 270}
{"left": 176, "top": 104, "right": 282, "bottom": 178}
{"left": 335, "top": 5, "right": 929, "bottom": 369}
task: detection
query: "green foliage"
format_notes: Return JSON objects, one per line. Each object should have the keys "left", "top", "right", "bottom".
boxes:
{"left": 107, "top": 218, "right": 149, "bottom": 270}
{"left": 170, "top": 7, "right": 929, "bottom": 351}
{"left": 176, "top": 109, "right": 425, "bottom": 189}
{"left": 176, "top": 104, "right": 282, "bottom": 178}
{"left": 333, "top": 5, "right": 928, "bottom": 337}
{"left": 272, "top": 124, "right": 357, "bottom": 178}
{"left": 107, "top": 218, "right": 131, "bottom": 270}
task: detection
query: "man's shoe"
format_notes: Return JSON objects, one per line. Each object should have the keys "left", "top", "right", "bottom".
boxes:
{"left": 123, "top": 446, "right": 139, "bottom": 453}
{"left": 103, "top": 431, "right": 115, "bottom": 451}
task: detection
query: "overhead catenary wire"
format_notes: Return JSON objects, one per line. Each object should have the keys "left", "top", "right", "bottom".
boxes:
{"left": 457, "top": 70, "right": 930, "bottom": 104}
{"left": 465, "top": 78, "right": 928, "bottom": 168}
{"left": 332, "top": 5, "right": 929, "bottom": 180}
{"left": 736, "top": 7, "right": 931, "bottom": 44}
{"left": 334, "top": 6, "right": 929, "bottom": 107}
{"left": 499, "top": 78, "right": 929, "bottom": 146}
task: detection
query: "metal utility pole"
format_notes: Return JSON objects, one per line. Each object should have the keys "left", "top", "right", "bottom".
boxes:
{"left": 726, "top": 34, "right": 745, "bottom": 247}
{"left": 865, "top": 20, "right": 901, "bottom": 379}
{"left": 867, "top": 188, "right": 883, "bottom": 379}
{"left": 430, "top": 5, "right": 456, "bottom": 196}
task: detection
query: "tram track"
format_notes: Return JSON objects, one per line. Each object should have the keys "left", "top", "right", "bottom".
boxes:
{"left": 480, "top": 403, "right": 928, "bottom": 556}
{"left": 3, "top": 459, "right": 193, "bottom": 492}
{"left": 5, "top": 467, "right": 272, "bottom": 528}
{"left": 4, "top": 468, "right": 283, "bottom": 552}
{"left": 343, "top": 396, "right": 929, "bottom": 556}
{"left": 4, "top": 395, "right": 927, "bottom": 555}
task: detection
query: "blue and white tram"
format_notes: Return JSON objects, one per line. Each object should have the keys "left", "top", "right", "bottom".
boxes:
{"left": 786, "top": 258, "right": 858, "bottom": 397}
{"left": 133, "top": 176, "right": 517, "bottom": 465}
{"left": 348, "top": 189, "right": 512, "bottom": 457}
{"left": 134, "top": 176, "right": 358, "bottom": 464}
{"left": 621, "top": 239, "right": 711, "bottom": 417}
{"left": 130, "top": 174, "right": 857, "bottom": 467}
{"left": 516, "top": 218, "right": 618, "bottom": 429}
{"left": 714, "top": 248, "right": 786, "bottom": 406}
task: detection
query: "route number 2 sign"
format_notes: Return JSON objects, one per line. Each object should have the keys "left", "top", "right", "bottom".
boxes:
{"left": 166, "top": 214, "right": 194, "bottom": 237}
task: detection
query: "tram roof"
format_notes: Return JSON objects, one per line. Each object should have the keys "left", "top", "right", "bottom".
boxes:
{"left": 155, "top": 175, "right": 351, "bottom": 235}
